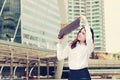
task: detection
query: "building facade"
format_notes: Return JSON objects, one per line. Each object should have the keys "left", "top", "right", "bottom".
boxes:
{"left": 0, "top": 0, "right": 61, "bottom": 50}
{"left": 0, "top": 0, "right": 21, "bottom": 42}
{"left": 67, "top": 0, "right": 106, "bottom": 51}
{"left": 21, "top": 0, "right": 60, "bottom": 50}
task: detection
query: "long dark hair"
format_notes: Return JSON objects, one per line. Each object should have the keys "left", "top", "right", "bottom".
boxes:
{"left": 71, "top": 27, "right": 94, "bottom": 49}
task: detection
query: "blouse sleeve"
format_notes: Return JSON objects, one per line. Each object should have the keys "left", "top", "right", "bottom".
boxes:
{"left": 57, "top": 43, "right": 70, "bottom": 60}
{"left": 85, "top": 25, "right": 94, "bottom": 53}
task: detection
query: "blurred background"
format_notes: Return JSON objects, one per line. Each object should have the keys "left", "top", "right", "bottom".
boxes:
{"left": 0, "top": 0, "right": 120, "bottom": 80}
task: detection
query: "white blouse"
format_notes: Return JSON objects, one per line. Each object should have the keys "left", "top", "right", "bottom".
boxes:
{"left": 57, "top": 25, "right": 94, "bottom": 70}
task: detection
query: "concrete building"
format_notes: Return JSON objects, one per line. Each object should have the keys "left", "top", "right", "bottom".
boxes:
{"left": 67, "top": 0, "right": 106, "bottom": 51}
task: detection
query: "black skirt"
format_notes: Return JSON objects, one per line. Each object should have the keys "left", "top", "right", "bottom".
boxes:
{"left": 68, "top": 68, "right": 91, "bottom": 80}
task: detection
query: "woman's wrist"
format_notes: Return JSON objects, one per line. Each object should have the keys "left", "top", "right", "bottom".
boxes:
{"left": 57, "top": 39, "right": 63, "bottom": 44}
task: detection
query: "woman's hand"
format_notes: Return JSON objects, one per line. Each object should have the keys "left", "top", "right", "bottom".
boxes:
{"left": 80, "top": 15, "right": 89, "bottom": 25}
{"left": 57, "top": 36, "right": 65, "bottom": 44}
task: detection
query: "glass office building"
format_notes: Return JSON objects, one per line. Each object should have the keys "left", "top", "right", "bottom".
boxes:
{"left": 0, "top": 0, "right": 60, "bottom": 50}
{"left": 0, "top": 0, "right": 21, "bottom": 42}
{"left": 21, "top": 0, "right": 60, "bottom": 50}
{"left": 67, "top": 0, "right": 106, "bottom": 51}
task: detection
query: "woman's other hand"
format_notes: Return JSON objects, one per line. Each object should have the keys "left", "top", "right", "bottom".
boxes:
{"left": 57, "top": 36, "right": 65, "bottom": 44}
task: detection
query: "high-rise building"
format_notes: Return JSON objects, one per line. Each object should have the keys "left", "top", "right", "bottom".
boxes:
{"left": 0, "top": 0, "right": 61, "bottom": 50}
{"left": 0, "top": 0, "right": 21, "bottom": 42}
{"left": 21, "top": 0, "right": 60, "bottom": 50}
{"left": 67, "top": 0, "right": 106, "bottom": 51}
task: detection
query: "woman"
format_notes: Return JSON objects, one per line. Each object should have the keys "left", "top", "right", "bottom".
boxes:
{"left": 57, "top": 16, "right": 94, "bottom": 80}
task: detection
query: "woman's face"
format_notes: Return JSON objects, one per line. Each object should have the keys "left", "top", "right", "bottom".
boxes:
{"left": 77, "top": 28, "right": 86, "bottom": 43}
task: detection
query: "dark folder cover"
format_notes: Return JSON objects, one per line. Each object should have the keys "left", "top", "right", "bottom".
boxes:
{"left": 58, "top": 18, "right": 80, "bottom": 39}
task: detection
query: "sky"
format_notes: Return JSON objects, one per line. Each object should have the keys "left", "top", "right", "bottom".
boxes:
{"left": 104, "top": 0, "right": 120, "bottom": 53}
